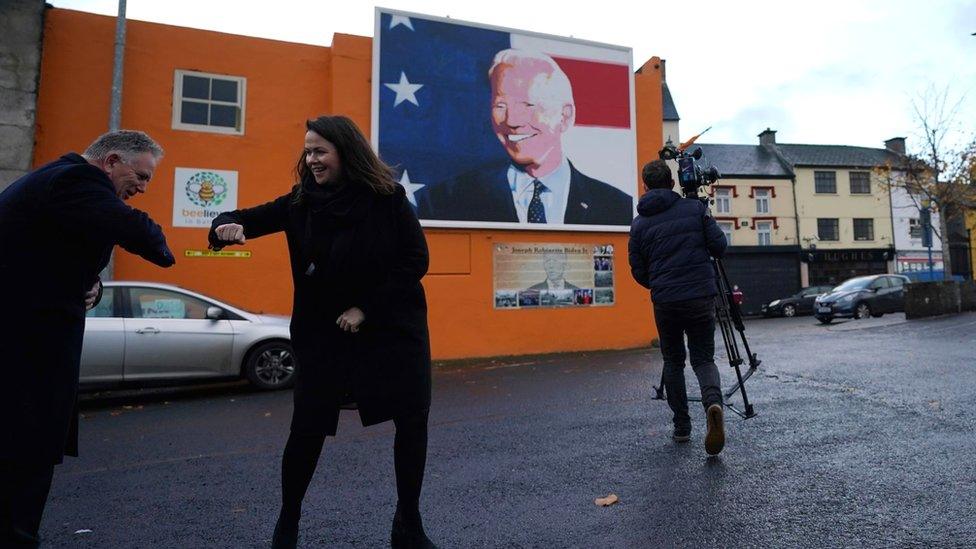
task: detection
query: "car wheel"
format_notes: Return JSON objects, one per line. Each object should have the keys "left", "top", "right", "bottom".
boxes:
{"left": 783, "top": 304, "right": 797, "bottom": 317}
{"left": 854, "top": 303, "right": 872, "bottom": 319}
{"left": 817, "top": 316, "right": 832, "bottom": 324}
{"left": 244, "top": 341, "right": 297, "bottom": 390}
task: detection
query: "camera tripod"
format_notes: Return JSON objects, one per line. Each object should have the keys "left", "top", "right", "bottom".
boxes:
{"left": 651, "top": 254, "right": 760, "bottom": 419}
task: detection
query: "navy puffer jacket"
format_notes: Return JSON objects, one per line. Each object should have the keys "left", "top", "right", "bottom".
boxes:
{"left": 628, "top": 189, "right": 727, "bottom": 304}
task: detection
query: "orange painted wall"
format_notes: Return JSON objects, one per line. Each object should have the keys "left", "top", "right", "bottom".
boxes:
{"left": 34, "top": 9, "right": 664, "bottom": 360}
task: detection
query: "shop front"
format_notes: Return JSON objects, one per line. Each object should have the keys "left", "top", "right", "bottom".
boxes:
{"left": 804, "top": 248, "right": 894, "bottom": 286}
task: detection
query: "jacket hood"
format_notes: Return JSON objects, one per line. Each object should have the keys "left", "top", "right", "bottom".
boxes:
{"left": 637, "top": 189, "right": 681, "bottom": 216}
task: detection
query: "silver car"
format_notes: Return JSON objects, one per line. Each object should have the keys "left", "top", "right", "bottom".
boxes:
{"left": 81, "top": 281, "right": 296, "bottom": 390}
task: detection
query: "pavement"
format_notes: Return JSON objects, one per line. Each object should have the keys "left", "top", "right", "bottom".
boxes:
{"left": 42, "top": 312, "right": 976, "bottom": 548}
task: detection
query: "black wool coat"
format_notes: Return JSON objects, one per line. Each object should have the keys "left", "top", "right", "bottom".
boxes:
{"left": 628, "top": 189, "right": 727, "bottom": 304}
{"left": 209, "top": 183, "right": 431, "bottom": 435}
{"left": 0, "top": 153, "right": 174, "bottom": 464}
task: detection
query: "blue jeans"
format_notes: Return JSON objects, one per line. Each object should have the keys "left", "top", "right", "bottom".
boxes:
{"left": 653, "top": 296, "right": 723, "bottom": 427}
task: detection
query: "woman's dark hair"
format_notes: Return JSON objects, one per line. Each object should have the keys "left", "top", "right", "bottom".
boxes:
{"left": 293, "top": 115, "right": 397, "bottom": 200}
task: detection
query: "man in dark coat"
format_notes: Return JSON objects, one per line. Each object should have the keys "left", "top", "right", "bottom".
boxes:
{"left": 415, "top": 49, "right": 633, "bottom": 227}
{"left": 628, "top": 160, "right": 728, "bottom": 455}
{"left": 0, "top": 130, "right": 175, "bottom": 546}
{"left": 416, "top": 160, "right": 633, "bottom": 226}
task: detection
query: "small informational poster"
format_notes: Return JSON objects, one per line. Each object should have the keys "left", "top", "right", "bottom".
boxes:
{"left": 173, "top": 168, "right": 238, "bottom": 228}
{"left": 493, "top": 243, "right": 615, "bottom": 309}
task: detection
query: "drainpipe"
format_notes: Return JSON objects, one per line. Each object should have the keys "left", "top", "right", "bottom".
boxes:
{"left": 791, "top": 175, "right": 802, "bottom": 286}
{"left": 102, "top": 0, "right": 126, "bottom": 281}
{"left": 109, "top": 0, "right": 126, "bottom": 131}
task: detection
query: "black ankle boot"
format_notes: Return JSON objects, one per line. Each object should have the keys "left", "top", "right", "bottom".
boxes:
{"left": 271, "top": 513, "right": 299, "bottom": 549}
{"left": 391, "top": 509, "right": 437, "bottom": 549}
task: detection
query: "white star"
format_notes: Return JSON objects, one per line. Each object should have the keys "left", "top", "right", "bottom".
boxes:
{"left": 390, "top": 15, "right": 414, "bottom": 30}
{"left": 399, "top": 170, "right": 426, "bottom": 207}
{"left": 384, "top": 72, "right": 424, "bottom": 107}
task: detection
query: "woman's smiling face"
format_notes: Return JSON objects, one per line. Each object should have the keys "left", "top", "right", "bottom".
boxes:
{"left": 304, "top": 130, "right": 341, "bottom": 184}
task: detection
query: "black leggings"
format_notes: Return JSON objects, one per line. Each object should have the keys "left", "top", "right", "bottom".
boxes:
{"left": 278, "top": 410, "right": 430, "bottom": 524}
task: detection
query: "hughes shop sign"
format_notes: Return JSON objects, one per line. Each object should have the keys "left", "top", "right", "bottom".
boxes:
{"left": 172, "top": 168, "right": 238, "bottom": 228}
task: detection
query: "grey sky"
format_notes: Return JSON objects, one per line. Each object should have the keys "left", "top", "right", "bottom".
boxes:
{"left": 52, "top": 0, "right": 975, "bottom": 152}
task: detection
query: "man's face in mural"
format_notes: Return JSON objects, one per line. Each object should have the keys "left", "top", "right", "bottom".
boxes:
{"left": 490, "top": 61, "right": 574, "bottom": 177}
{"left": 543, "top": 251, "right": 568, "bottom": 281}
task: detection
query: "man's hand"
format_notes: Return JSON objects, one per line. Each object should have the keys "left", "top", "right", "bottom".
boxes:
{"left": 84, "top": 280, "right": 101, "bottom": 310}
{"left": 214, "top": 223, "right": 246, "bottom": 246}
{"left": 337, "top": 307, "right": 365, "bottom": 333}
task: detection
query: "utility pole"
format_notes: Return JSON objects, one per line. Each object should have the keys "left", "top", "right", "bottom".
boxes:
{"left": 102, "top": 0, "right": 126, "bottom": 281}
{"left": 921, "top": 201, "right": 934, "bottom": 280}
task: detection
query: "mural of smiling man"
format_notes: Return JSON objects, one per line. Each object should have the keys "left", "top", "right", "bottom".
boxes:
{"left": 416, "top": 49, "right": 633, "bottom": 226}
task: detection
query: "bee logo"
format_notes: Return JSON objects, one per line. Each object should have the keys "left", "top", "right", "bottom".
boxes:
{"left": 186, "top": 172, "right": 228, "bottom": 207}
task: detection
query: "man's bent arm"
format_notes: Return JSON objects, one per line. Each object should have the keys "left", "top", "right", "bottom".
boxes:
{"left": 628, "top": 225, "right": 651, "bottom": 289}
{"left": 49, "top": 170, "right": 174, "bottom": 267}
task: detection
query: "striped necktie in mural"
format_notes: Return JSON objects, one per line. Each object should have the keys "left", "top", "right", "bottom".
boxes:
{"left": 528, "top": 180, "right": 547, "bottom": 223}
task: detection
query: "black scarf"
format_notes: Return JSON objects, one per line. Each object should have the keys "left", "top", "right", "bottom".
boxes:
{"left": 300, "top": 178, "right": 372, "bottom": 278}
{"left": 300, "top": 178, "right": 370, "bottom": 227}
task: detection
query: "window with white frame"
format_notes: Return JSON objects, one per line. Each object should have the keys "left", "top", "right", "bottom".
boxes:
{"left": 755, "top": 188, "right": 770, "bottom": 214}
{"left": 756, "top": 221, "right": 772, "bottom": 246}
{"left": 173, "top": 70, "right": 246, "bottom": 134}
{"left": 714, "top": 188, "right": 731, "bottom": 214}
{"left": 718, "top": 222, "right": 733, "bottom": 245}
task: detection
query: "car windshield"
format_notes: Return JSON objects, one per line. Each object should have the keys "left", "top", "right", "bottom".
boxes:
{"left": 833, "top": 278, "right": 872, "bottom": 292}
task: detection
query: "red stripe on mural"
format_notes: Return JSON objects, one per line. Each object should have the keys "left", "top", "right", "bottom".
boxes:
{"left": 552, "top": 57, "right": 631, "bottom": 128}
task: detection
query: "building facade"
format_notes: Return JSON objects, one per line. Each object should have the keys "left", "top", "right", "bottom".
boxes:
{"left": 768, "top": 130, "right": 899, "bottom": 287}
{"left": 28, "top": 7, "right": 668, "bottom": 360}
{"left": 694, "top": 143, "right": 799, "bottom": 315}
{"left": 0, "top": 0, "right": 45, "bottom": 191}
{"left": 696, "top": 129, "right": 911, "bottom": 307}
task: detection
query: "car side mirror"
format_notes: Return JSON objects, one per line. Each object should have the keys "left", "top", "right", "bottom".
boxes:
{"left": 206, "top": 306, "right": 225, "bottom": 320}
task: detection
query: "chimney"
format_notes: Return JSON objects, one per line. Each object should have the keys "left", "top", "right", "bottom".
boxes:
{"left": 758, "top": 128, "right": 777, "bottom": 146}
{"left": 884, "top": 137, "right": 906, "bottom": 155}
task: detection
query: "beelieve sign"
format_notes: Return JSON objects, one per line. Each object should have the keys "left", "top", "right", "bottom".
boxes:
{"left": 173, "top": 168, "right": 238, "bottom": 228}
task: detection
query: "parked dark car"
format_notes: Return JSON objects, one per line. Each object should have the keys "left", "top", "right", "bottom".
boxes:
{"left": 814, "top": 274, "right": 911, "bottom": 324}
{"left": 761, "top": 285, "right": 834, "bottom": 317}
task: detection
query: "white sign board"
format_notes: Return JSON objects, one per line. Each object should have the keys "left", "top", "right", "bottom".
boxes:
{"left": 173, "top": 168, "right": 238, "bottom": 228}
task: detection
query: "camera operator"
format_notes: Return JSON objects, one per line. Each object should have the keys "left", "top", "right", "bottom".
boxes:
{"left": 628, "top": 159, "right": 728, "bottom": 455}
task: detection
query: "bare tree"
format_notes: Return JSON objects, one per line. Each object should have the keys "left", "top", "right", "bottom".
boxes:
{"left": 877, "top": 86, "right": 976, "bottom": 279}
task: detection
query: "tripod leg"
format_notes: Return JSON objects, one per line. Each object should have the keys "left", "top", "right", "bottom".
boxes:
{"left": 653, "top": 366, "right": 666, "bottom": 400}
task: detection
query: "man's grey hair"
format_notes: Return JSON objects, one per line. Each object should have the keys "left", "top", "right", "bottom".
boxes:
{"left": 83, "top": 130, "right": 164, "bottom": 162}
{"left": 489, "top": 49, "right": 575, "bottom": 110}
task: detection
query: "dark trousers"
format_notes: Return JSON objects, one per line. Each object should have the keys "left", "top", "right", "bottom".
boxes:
{"left": 653, "top": 296, "right": 723, "bottom": 427}
{"left": 1, "top": 460, "right": 55, "bottom": 548}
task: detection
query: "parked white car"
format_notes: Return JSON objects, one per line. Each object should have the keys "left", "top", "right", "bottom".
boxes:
{"left": 82, "top": 281, "right": 295, "bottom": 390}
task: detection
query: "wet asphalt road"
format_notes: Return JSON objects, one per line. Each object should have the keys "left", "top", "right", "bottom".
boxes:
{"left": 42, "top": 312, "right": 976, "bottom": 548}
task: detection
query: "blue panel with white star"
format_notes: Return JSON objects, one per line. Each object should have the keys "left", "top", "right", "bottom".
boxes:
{"left": 377, "top": 12, "right": 512, "bottom": 207}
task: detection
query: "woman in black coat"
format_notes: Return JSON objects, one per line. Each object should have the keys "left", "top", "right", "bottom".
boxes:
{"left": 209, "top": 116, "right": 435, "bottom": 549}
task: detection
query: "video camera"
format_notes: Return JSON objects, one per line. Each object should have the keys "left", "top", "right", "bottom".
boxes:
{"left": 659, "top": 140, "right": 720, "bottom": 200}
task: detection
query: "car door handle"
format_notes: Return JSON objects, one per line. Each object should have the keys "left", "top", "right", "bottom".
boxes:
{"left": 135, "top": 327, "right": 160, "bottom": 335}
